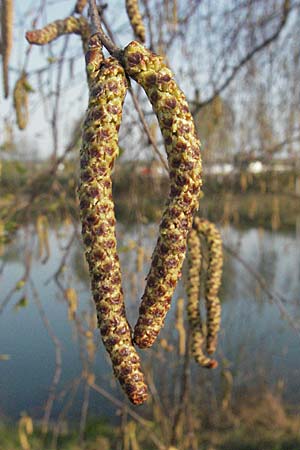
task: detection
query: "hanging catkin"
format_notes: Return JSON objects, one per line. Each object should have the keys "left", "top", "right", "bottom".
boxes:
{"left": 13, "top": 73, "right": 32, "bottom": 130}
{"left": 187, "top": 228, "right": 217, "bottom": 368}
{"left": 78, "top": 35, "right": 148, "bottom": 405}
{"left": 123, "top": 41, "right": 202, "bottom": 348}
{"left": 125, "top": 0, "right": 146, "bottom": 43}
{"left": 26, "top": 16, "right": 90, "bottom": 53}
{"left": 193, "top": 217, "right": 222, "bottom": 355}
{"left": 1, "top": 0, "right": 14, "bottom": 98}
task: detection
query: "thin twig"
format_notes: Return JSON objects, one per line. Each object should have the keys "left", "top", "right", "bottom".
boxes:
{"left": 79, "top": 381, "right": 90, "bottom": 446}
{"left": 129, "top": 86, "right": 168, "bottom": 172}
{"left": 51, "top": 377, "right": 82, "bottom": 449}
{"left": 88, "top": 0, "right": 122, "bottom": 59}
{"left": 192, "top": 0, "right": 292, "bottom": 113}
{"left": 90, "top": 382, "right": 166, "bottom": 450}
{"left": 30, "top": 279, "right": 63, "bottom": 434}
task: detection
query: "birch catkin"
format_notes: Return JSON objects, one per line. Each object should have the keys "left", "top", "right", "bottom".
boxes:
{"left": 193, "top": 217, "right": 223, "bottom": 355}
{"left": 13, "top": 73, "right": 31, "bottom": 130}
{"left": 26, "top": 16, "right": 90, "bottom": 53}
{"left": 125, "top": 0, "right": 146, "bottom": 43}
{"left": 187, "top": 229, "right": 217, "bottom": 368}
{"left": 1, "top": 0, "right": 14, "bottom": 98}
{"left": 123, "top": 41, "right": 202, "bottom": 348}
{"left": 78, "top": 36, "right": 147, "bottom": 405}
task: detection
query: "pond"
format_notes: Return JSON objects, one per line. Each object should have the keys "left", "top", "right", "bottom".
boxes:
{"left": 1, "top": 223, "right": 300, "bottom": 422}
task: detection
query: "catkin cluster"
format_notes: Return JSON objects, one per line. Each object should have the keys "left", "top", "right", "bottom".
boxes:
{"left": 125, "top": 0, "right": 146, "bottom": 43}
{"left": 26, "top": 16, "right": 90, "bottom": 53}
{"left": 192, "top": 217, "right": 223, "bottom": 355}
{"left": 123, "top": 41, "right": 202, "bottom": 348}
{"left": 1, "top": 0, "right": 14, "bottom": 98}
{"left": 187, "top": 228, "right": 217, "bottom": 368}
{"left": 13, "top": 73, "right": 32, "bottom": 130}
{"left": 24, "top": 14, "right": 216, "bottom": 401}
{"left": 78, "top": 36, "right": 148, "bottom": 405}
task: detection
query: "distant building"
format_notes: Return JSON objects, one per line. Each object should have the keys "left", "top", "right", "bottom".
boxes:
{"left": 205, "top": 163, "right": 234, "bottom": 175}
{"left": 248, "top": 161, "right": 264, "bottom": 174}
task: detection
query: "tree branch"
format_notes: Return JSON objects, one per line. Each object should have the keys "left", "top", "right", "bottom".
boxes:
{"left": 192, "top": 0, "right": 292, "bottom": 113}
{"left": 88, "top": 0, "right": 122, "bottom": 59}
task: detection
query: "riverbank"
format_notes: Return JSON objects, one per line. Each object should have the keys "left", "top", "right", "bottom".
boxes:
{"left": 1, "top": 389, "right": 300, "bottom": 450}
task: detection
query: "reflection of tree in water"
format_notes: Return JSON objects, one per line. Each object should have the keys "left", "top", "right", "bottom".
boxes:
{"left": 257, "top": 241, "right": 277, "bottom": 297}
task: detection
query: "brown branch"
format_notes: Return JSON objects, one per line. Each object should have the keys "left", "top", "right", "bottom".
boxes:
{"left": 192, "top": 0, "right": 292, "bottom": 113}
{"left": 129, "top": 86, "right": 168, "bottom": 172}
{"left": 51, "top": 35, "right": 71, "bottom": 159}
{"left": 79, "top": 381, "right": 90, "bottom": 446}
{"left": 88, "top": 0, "right": 122, "bottom": 59}
{"left": 51, "top": 377, "right": 82, "bottom": 449}
{"left": 90, "top": 382, "right": 166, "bottom": 450}
{"left": 30, "top": 279, "right": 63, "bottom": 434}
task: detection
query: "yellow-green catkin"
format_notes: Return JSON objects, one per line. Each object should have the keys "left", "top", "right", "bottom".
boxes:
{"left": 78, "top": 36, "right": 148, "bottom": 405}
{"left": 193, "top": 217, "right": 223, "bottom": 355}
{"left": 74, "top": 0, "right": 87, "bottom": 14}
{"left": 125, "top": 0, "right": 146, "bottom": 43}
{"left": 13, "top": 73, "right": 32, "bottom": 130}
{"left": 26, "top": 16, "right": 90, "bottom": 53}
{"left": 187, "top": 229, "right": 217, "bottom": 368}
{"left": 1, "top": 0, "right": 14, "bottom": 98}
{"left": 123, "top": 41, "right": 202, "bottom": 349}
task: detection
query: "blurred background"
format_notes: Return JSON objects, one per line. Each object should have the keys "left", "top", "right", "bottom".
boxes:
{"left": 1, "top": 1, "right": 300, "bottom": 449}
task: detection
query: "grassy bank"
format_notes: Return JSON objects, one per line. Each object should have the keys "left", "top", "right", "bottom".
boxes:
{"left": 1, "top": 390, "right": 300, "bottom": 450}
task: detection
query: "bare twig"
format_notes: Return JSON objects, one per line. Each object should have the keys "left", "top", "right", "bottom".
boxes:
{"left": 192, "top": 0, "right": 292, "bottom": 113}
{"left": 30, "top": 279, "right": 63, "bottom": 434}
{"left": 79, "top": 381, "right": 90, "bottom": 446}
{"left": 129, "top": 86, "right": 168, "bottom": 172}
{"left": 88, "top": 0, "right": 122, "bottom": 59}
{"left": 51, "top": 377, "right": 82, "bottom": 449}
{"left": 90, "top": 382, "right": 166, "bottom": 449}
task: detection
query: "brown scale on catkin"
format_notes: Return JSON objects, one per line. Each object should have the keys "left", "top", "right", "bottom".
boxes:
{"left": 74, "top": 0, "right": 87, "bottom": 14}
{"left": 193, "top": 217, "right": 223, "bottom": 355}
{"left": 125, "top": 0, "right": 146, "bottom": 43}
{"left": 13, "top": 73, "right": 32, "bottom": 130}
{"left": 123, "top": 41, "right": 202, "bottom": 348}
{"left": 78, "top": 36, "right": 148, "bottom": 405}
{"left": 26, "top": 16, "right": 90, "bottom": 53}
{"left": 1, "top": 0, "right": 14, "bottom": 98}
{"left": 187, "top": 229, "right": 217, "bottom": 368}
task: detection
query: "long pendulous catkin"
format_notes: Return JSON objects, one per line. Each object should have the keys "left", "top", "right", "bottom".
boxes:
{"left": 26, "top": 16, "right": 90, "bottom": 53}
{"left": 123, "top": 41, "right": 202, "bottom": 348}
{"left": 13, "top": 73, "right": 32, "bottom": 130}
{"left": 187, "top": 228, "right": 217, "bottom": 368}
{"left": 78, "top": 35, "right": 147, "bottom": 405}
{"left": 193, "top": 217, "right": 222, "bottom": 355}
{"left": 125, "top": 0, "right": 146, "bottom": 43}
{"left": 1, "top": 0, "right": 14, "bottom": 98}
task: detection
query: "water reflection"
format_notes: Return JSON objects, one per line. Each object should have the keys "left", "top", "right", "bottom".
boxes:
{"left": 0, "top": 224, "right": 300, "bottom": 421}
